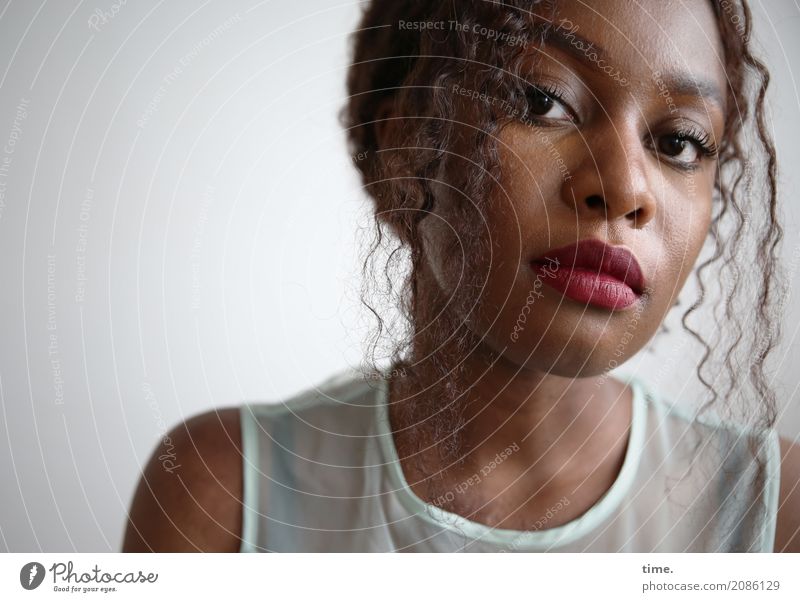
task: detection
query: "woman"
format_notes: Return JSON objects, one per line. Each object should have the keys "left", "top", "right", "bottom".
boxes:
{"left": 123, "top": 0, "right": 800, "bottom": 552}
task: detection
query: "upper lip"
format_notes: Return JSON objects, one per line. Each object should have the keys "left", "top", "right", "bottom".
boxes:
{"left": 532, "top": 238, "right": 646, "bottom": 295}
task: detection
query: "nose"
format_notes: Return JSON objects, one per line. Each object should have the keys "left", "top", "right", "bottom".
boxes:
{"left": 561, "top": 126, "right": 657, "bottom": 228}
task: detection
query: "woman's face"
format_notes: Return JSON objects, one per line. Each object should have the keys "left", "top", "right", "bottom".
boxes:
{"left": 420, "top": 0, "right": 727, "bottom": 377}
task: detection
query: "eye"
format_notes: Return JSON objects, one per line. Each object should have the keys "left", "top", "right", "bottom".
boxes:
{"left": 657, "top": 134, "right": 701, "bottom": 164}
{"left": 523, "top": 84, "right": 573, "bottom": 123}
{"left": 655, "top": 127, "right": 718, "bottom": 167}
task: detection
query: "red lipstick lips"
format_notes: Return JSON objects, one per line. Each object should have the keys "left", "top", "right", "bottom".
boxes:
{"left": 531, "top": 239, "right": 645, "bottom": 310}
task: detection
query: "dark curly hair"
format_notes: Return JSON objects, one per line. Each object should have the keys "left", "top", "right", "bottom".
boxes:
{"left": 341, "top": 0, "right": 785, "bottom": 537}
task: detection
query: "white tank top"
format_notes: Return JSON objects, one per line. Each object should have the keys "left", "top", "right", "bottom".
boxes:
{"left": 238, "top": 367, "right": 780, "bottom": 552}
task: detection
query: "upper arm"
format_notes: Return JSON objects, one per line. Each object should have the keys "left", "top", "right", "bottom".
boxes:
{"left": 122, "top": 408, "right": 244, "bottom": 552}
{"left": 775, "top": 436, "right": 800, "bottom": 553}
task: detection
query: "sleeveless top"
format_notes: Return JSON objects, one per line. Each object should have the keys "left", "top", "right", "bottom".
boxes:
{"left": 238, "top": 367, "right": 780, "bottom": 552}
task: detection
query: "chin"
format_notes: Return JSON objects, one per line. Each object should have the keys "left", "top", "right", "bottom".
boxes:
{"left": 499, "top": 327, "right": 639, "bottom": 379}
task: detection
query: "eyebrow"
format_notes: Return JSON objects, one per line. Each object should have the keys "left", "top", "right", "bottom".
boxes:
{"left": 653, "top": 73, "right": 727, "bottom": 112}
{"left": 537, "top": 22, "right": 727, "bottom": 112}
{"left": 540, "top": 22, "right": 614, "bottom": 68}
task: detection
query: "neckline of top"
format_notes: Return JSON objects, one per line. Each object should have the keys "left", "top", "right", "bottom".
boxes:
{"left": 373, "top": 371, "right": 649, "bottom": 550}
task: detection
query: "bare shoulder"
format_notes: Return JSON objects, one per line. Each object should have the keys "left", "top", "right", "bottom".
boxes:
{"left": 122, "top": 407, "right": 244, "bottom": 552}
{"left": 775, "top": 436, "right": 800, "bottom": 553}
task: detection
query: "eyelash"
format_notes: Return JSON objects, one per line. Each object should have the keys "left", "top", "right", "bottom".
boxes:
{"left": 522, "top": 81, "right": 719, "bottom": 169}
{"left": 669, "top": 126, "right": 719, "bottom": 159}
{"left": 523, "top": 83, "right": 575, "bottom": 123}
{"left": 532, "top": 82, "right": 566, "bottom": 103}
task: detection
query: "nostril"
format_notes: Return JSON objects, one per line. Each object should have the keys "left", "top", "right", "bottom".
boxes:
{"left": 585, "top": 194, "right": 604, "bottom": 210}
{"left": 628, "top": 207, "right": 644, "bottom": 223}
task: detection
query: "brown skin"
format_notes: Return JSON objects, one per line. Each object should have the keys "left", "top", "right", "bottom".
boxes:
{"left": 122, "top": 409, "right": 242, "bottom": 552}
{"left": 122, "top": 0, "right": 800, "bottom": 551}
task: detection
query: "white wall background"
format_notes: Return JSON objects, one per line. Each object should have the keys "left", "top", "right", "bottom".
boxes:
{"left": 0, "top": 0, "right": 797, "bottom": 552}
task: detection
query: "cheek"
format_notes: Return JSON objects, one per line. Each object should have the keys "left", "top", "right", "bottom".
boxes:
{"left": 420, "top": 128, "right": 548, "bottom": 303}
{"left": 480, "top": 126, "right": 570, "bottom": 286}
{"left": 494, "top": 123, "right": 564, "bottom": 212}
{"left": 480, "top": 125, "right": 563, "bottom": 266}
{"left": 656, "top": 177, "right": 715, "bottom": 305}
{"left": 429, "top": 133, "right": 567, "bottom": 339}
{"left": 416, "top": 188, "right": 535, "bottom": 338}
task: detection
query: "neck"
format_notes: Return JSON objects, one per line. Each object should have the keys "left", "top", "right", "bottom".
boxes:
{"left": 387, "top": 336, "right": 634, "bottom": 527}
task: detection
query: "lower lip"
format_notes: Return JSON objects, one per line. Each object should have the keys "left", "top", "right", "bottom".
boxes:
{"left": 531, "top": 262, "right": 640, "bottom": 310}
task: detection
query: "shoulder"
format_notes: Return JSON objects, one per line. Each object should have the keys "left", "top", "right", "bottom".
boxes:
{"left": 776, "top": 436, "right": 800, "bottom": 552}
{"left": 633, "top": 381, "right": 797, "bottom": 551}
{"left": 122, "top": 407, "right": 244, "bottom": 552}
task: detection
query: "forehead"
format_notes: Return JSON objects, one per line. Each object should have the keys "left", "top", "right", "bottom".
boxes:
{"left": 541, "top": 0, "right": 727, "bottom": 105}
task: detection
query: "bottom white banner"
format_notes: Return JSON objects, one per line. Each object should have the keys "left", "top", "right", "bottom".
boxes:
{"left": 1, "top": 553, "right": 797, "bottom": 601}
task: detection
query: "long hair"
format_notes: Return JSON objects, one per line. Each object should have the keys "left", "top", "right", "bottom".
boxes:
{"left": 341, "top": 0, "right": 785, "bottom": 529}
